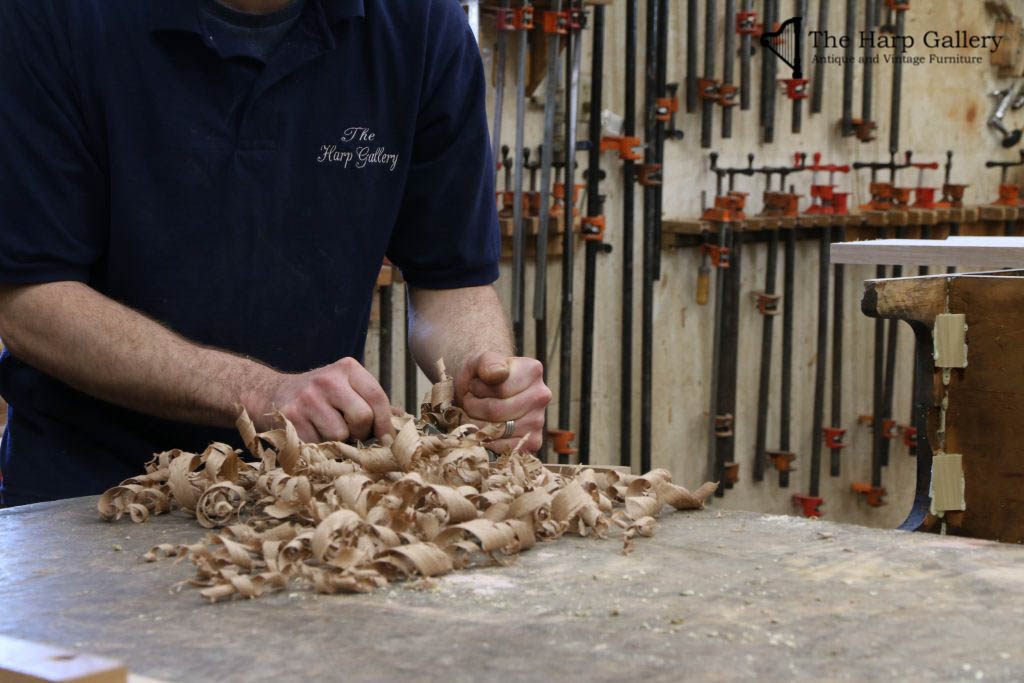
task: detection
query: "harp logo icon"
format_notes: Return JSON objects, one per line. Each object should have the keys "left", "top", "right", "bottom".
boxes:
{"left": 761, "top": 16, "right": 804, "bottom": 79}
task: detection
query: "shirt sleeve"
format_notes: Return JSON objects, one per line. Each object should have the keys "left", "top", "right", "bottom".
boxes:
{"left": 385, "top": 1, "right": 501, "bottom": 290}
{"left": 0, "top": 1, "right": 107, "bottom": 285}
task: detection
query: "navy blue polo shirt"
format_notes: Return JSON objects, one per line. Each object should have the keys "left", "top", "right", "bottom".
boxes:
{"left": 0, "top": 0, "right": 500, "bottom": 505}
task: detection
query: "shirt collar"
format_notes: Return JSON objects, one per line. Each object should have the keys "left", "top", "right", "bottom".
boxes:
{"left": 147, "top": 0, "right": 363, "bottom": 33}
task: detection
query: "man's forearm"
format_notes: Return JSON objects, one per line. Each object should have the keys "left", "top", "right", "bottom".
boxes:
{"left": 0, "top": 281, "right": 277, "bottom": 428}
{"left": 407, "top": 285, "right": 514, "bottom": 383}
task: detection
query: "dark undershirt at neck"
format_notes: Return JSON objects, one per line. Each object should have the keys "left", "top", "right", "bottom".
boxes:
{"left": 200, "top": 0, "right": 306, "bottom": 63}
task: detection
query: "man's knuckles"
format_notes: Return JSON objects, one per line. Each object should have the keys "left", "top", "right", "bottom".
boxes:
{"left": 335, "top": 356, "right": 360, "bottom": 373}
{"left": 467, "top": 378, "right": 513, "bottom": 399}
{"left": 520, "top": 357, "right": 544, "bottom": 380}
{"left": 310, "top": 371, "right": 343, "bottom": 394}
{"left": 344, "top": 404, "right": 374, "bottom": 434}
{"left": 521, "top": 432, "right": 543, "bottom": 452}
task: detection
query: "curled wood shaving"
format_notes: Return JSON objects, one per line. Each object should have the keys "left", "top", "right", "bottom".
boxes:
{"left": 99, "top": 367, "right": 718, "bottom": 602}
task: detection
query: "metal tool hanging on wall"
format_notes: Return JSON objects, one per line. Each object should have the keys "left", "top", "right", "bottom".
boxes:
{"left": 984, "top": 149, "right": 1024, "bottom": 208}
{"left": 553, "top": 0, "right": 586, "bottom": 465}
{"left": 700, "top": 0, "right": 719, "bottom": 148}
{"left": 795, "top": 211, "right": 830, "bottom": 519}
{"left": 785, "top": 1, "right": 809, "bottom": 134}
{"left": 888, "top": 0, "right": 908, "bottom": 157}
{"left": 828, "top": 220, "right": 848, "bottom": 479}
{"left": 751, "top": 155, "right": 803, "bottom": 483}
{"left": 703, "top": 154, "right": 738, "bottom": 493}
{"left": 687, "top": 0, "right": 699, "bottom": 114}
{"left": 759, "top": 0, "right": 775, "bottom": 131}
{"left": 760, "top": 2, "right": 798, "bottom": 142}
{"left": 851, "top": 0, "right": 877, "bottom": 141}
{"left": 507, "top": 0, "right": 533, "bottom": 356}
{"left": 533, "top": 0, "right": 566, "bottom": 460}
{"left": 839, "top": 0, "right": 858, "bottom": 135}
{"left": 579, "top": 2, "right": 611, "bottom": 467}
{"left": 722, "top": 0, "right": 738, "bottom": 138}
{"left": 988, "top": 82, "right": 1024, "bottom": 148}
{"left": 797, "top": 154, "right": 850, "bottom": 518}
{"left": 810, "top": 0, "right": 829, "bottom": 115}
{"left": 617, "top": 0, "right": 640, "bottom": 471}
{"left": 765, "top": 153, "right": 805, "bottom": 488}
{"left": 640, "top": 0, "right": 668, "bottom": 472}
{"left": 652, "top": 0, "right": 676, "bottom": 282}
{"left": 490, "top": 0, "right": 510, "bottom": 165}
{"left": 738, "top": 0, "right": 756, "bottom": 111}
{"left": 703, "top": 154, "right": 754, "bottom": 496}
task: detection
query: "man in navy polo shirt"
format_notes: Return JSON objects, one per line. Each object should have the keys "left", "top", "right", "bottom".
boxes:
{"left": 0, "top": 0, "right": 552, "bottom": 506}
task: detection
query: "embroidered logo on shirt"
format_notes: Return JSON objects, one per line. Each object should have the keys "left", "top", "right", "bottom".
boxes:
{"left": 317, "top": 127, "right": 399, "bottom": 172}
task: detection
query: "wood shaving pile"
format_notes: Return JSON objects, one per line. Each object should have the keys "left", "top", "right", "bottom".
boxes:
{"left": 98, "top": 363, "right": 718, "bottom": 602}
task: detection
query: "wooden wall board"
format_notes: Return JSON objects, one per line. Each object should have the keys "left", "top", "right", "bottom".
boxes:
{"left": 979, "top": 205, "right": 1018, "bottom": 222}
{"left": 906, "top": 209, "right": 938, "bottom": 226}
{"left": 887, "top": 210, "right": 910, "bottom": 227}
{"left": 662, "top": 219, "right": 709, "bottom": 235}
{"left": 498, "top": 216, "right": 541, "bottom": 237}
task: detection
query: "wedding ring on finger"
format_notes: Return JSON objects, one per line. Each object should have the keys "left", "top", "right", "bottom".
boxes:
{"left": 501, "top": 420, "right": 516, "bottom": 439}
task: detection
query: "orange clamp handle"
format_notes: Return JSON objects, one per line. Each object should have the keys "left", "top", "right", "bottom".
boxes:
{"left": 736, "top": 10, "right": 759, "bottom": 34}
{"left": 718, "top": 83, "right": 739, "bottom": 107}
{"left": 701, "top": 243, "right": 731, "bottom": 268}
{"left": 542, "top": 10, "right": 568, "bottom": 34}
{"left": 783, "top": 78, "right": 809, "bottom": 100}
{"left": 600, "top": 136, "right": 644, "bottom": 162}
{"left": 851, "top": 481, "right": 887, "bottom": 507}
{"left": 697, "top": 78, "right": 720, "bottom": 100}
{"left": 547, "top": 429, "right": 577, "bottom": 455}
{"left": 655, "top": 97, "right": 679, "bottom": 121}
{"left": 792, "top": 495, "right": 823, "bottom": 518}
{"left": 823, "top": 427, "right": 846, "bottom": 450}
{"left": 581, "top": 215, "right": 606, "bottom": 241}
{"left": 766, "top": 450, "right": 796, "bottom": 472}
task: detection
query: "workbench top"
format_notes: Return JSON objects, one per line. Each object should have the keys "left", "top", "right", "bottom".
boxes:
{"left": 3, "top": 499, "right": 1023, "bottom": 681}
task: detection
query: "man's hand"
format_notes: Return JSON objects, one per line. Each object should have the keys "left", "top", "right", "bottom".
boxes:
{"left": 455, "top": 351, "right": 552, "bottom": 453}
{"left": 246, "top": 357, "right": 393, "bottom": 444}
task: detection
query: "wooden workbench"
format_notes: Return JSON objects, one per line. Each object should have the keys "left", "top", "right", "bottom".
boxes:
{"left": 3, "top": 498, "right": 1024, "bottom": 681}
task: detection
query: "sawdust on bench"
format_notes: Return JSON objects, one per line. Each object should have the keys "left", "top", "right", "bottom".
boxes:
{"left": 98, "top": 361, "right": 717, "bottom": 602}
